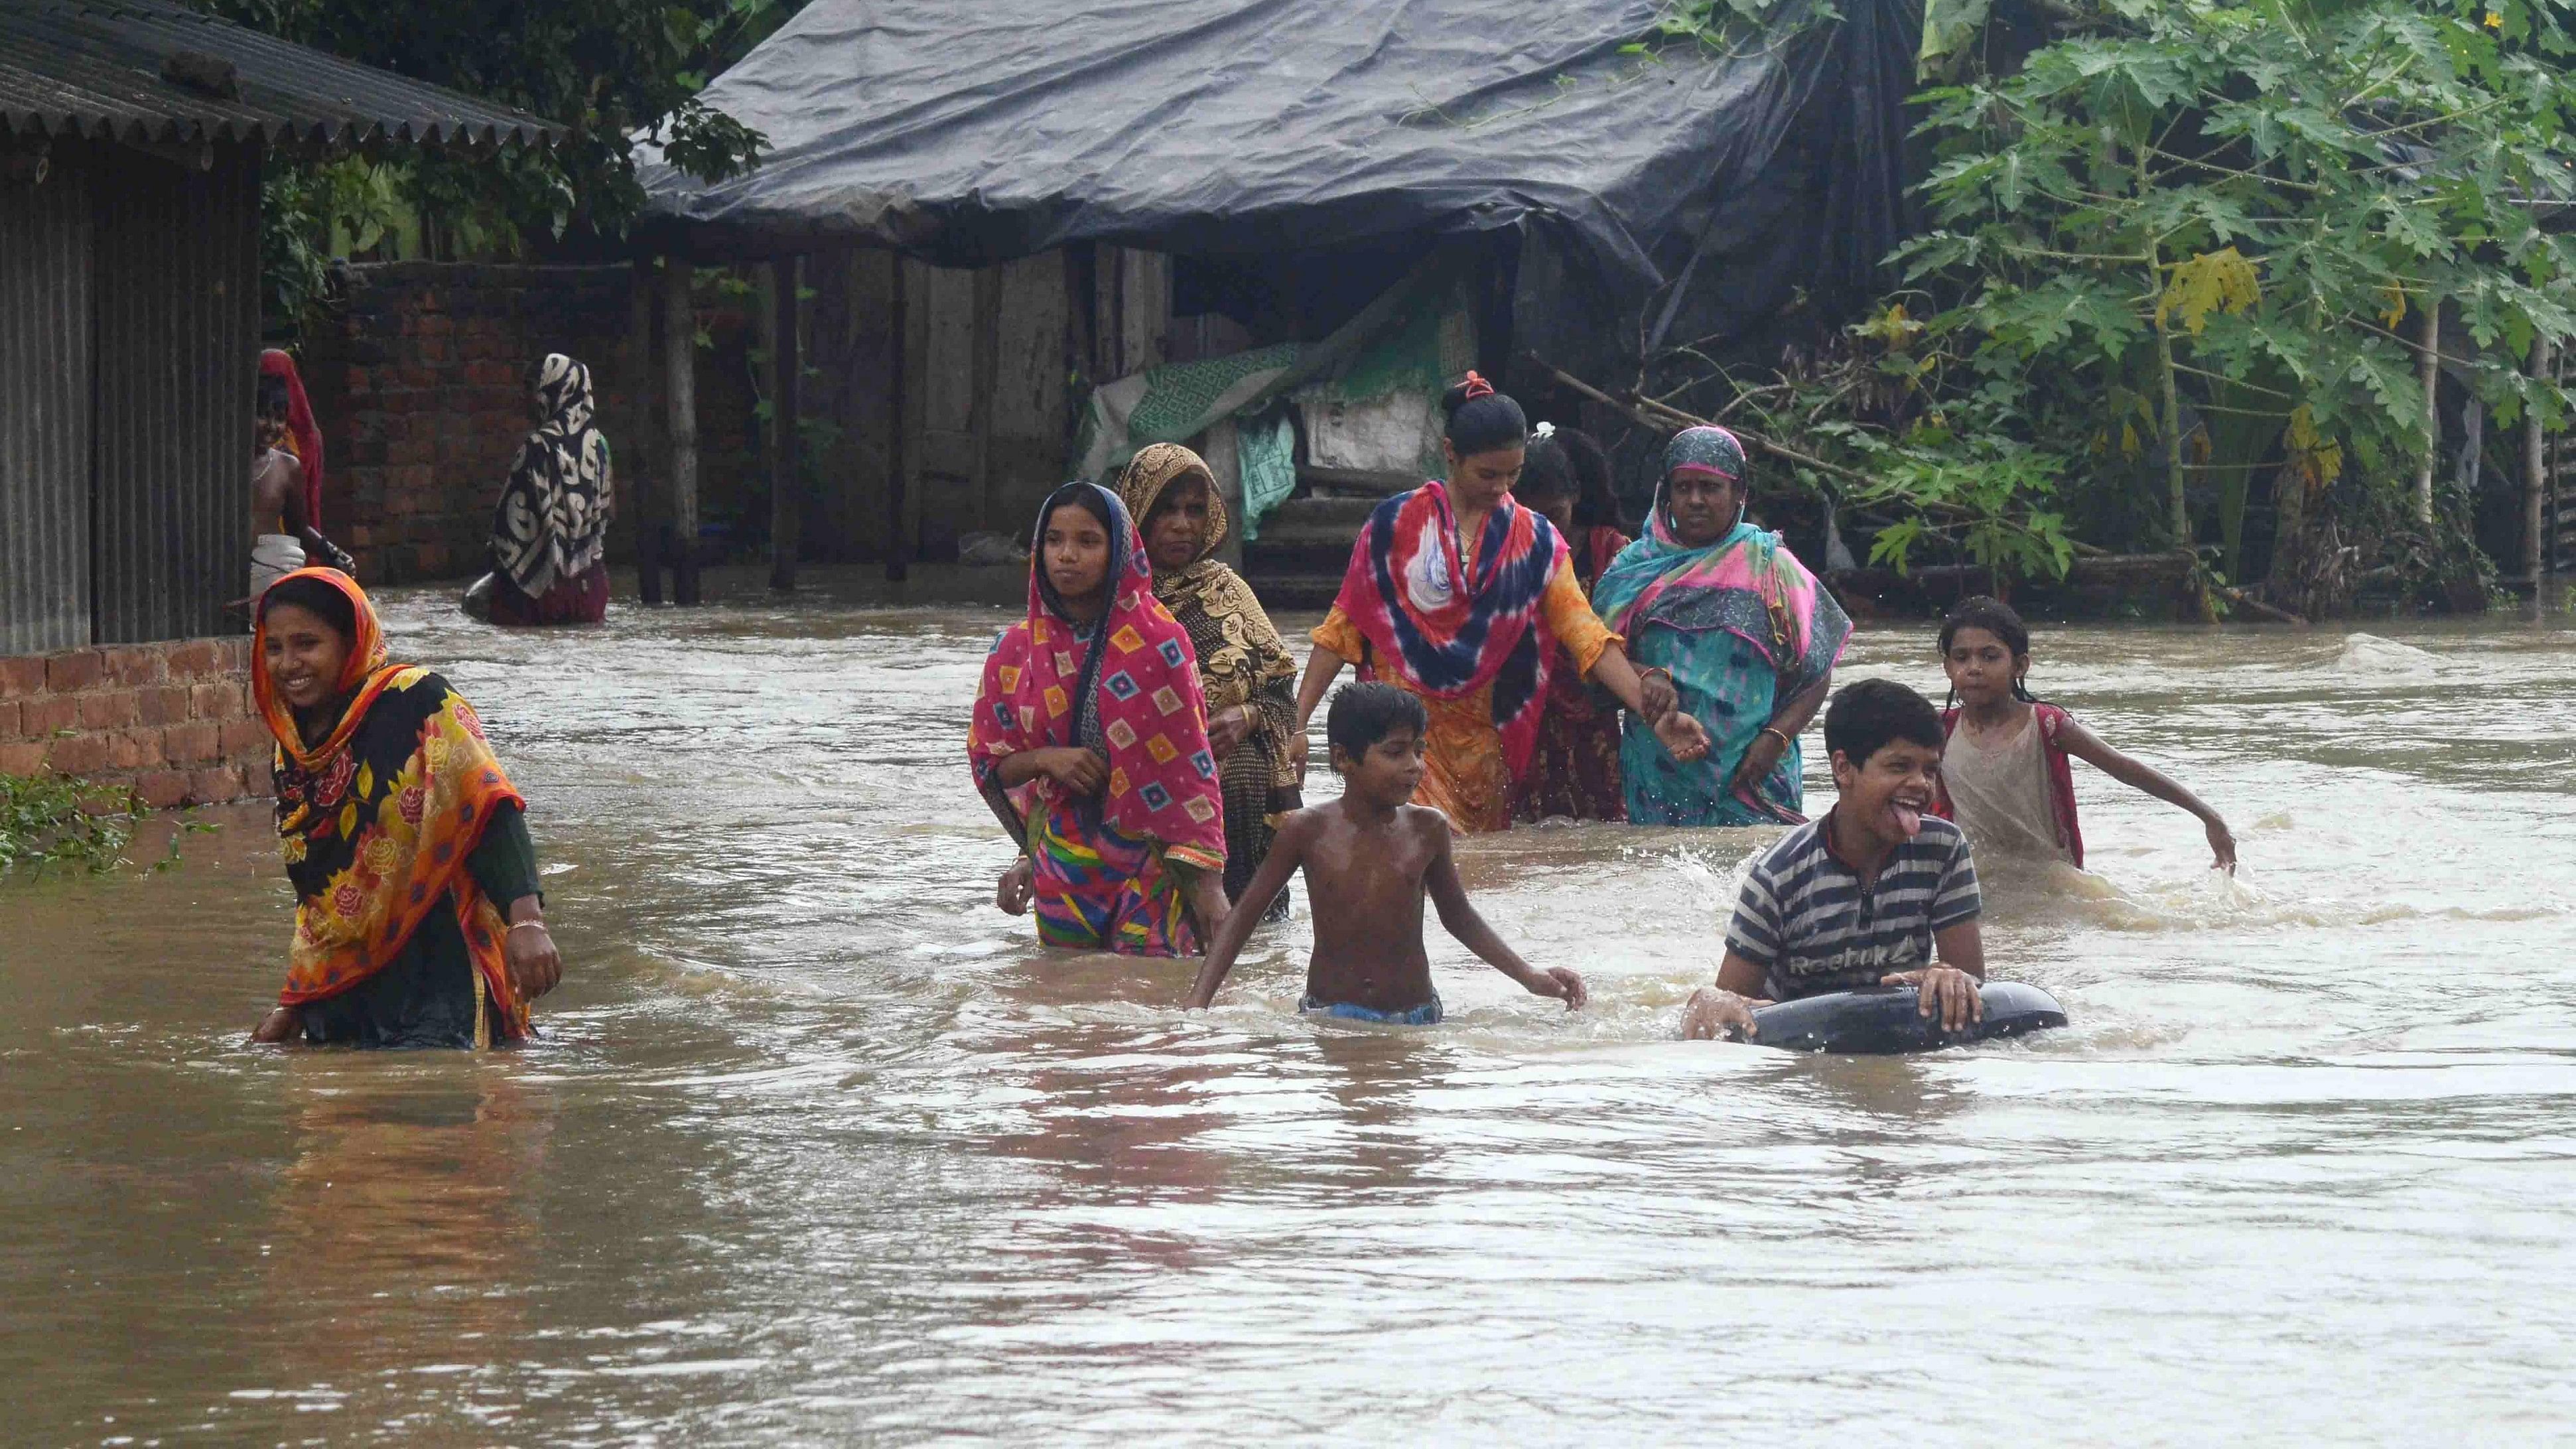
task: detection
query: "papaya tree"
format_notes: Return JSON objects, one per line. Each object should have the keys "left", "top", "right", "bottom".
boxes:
{"left": 1894, "top": 0, "right": 2576, "bottom": 582}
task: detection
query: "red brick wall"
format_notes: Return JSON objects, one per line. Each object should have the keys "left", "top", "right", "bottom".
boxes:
{"left": 0, "top": 638, "right": 269, "bottom": 807}
{"left": 299, "top": 261, "right": 642, "bottom": 586}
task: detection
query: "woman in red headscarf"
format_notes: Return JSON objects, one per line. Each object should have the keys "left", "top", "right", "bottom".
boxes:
{"left": 247, "top": 569, "right": 562, "bottom": 1048}
{"left": 259, "top": 350, "right": 326, "bottom": 527}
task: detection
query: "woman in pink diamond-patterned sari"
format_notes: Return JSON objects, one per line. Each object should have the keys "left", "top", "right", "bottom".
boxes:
{"left": 970, "top": 482, "right": 1231, "bottom": 955}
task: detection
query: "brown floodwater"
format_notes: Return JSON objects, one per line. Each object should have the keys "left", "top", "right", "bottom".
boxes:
{"left": 5, "top": 581, "right": 2574, "bottom": 1444}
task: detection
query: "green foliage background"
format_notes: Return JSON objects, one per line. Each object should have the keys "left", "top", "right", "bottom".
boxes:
{"left": 1655, "top": 0, "right": 2576, "bottom": 609}
{"left": 194, "top": 0, "right": 799, "bottom": 324}
{"left": 206, "top": 0, "right": 2576, "bottom": 604}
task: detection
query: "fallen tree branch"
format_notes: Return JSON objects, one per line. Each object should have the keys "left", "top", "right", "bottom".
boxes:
{"left": 1528, "top": 351, "right": 1878, "bottom": 484}
{"left": 1526, "top": 351, "right": 2112, "bottom": 559}
{"left": 2216, "top": 585, "right": 2309, "bottom": 626}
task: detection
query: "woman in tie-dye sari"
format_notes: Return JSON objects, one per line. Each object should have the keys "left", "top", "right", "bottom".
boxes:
{"left": 1590, "top": 427, "right": 1852, "bottom": 827}
{"left": 1295, "top": 375, "right": 1709, "bottom": 834}
{"left": 971, "top": 482, "right": 1231, "bottom": 955}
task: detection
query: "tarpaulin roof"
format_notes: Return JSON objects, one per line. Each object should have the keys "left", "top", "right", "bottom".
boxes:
{"left": 637, "top": 0, "right": 1919, "bottom": 371}
{"left": 0, "top": 0, "right": 561, "bottom": 151}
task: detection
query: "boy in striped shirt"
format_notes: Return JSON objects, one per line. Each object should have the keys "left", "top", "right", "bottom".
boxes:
{"left": 1682, "top": 679, "right": 1986, "bottom": 1040}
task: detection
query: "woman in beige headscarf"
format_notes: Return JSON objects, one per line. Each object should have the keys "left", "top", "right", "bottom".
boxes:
{"left": 1117, "top": 444, "right": 1302, "bottom": 918}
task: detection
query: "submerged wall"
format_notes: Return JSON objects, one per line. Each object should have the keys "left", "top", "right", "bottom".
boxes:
{"left": 0, "top": 638, "right": 269, "bottom": 806}
{"left": 288, "top": 247, "right": 1177, "bottom": 582}
{"left": 299, "top": 261, "right": 644, "bottom": 586}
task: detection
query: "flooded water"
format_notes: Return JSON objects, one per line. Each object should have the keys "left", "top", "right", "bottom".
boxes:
{"left": 6, "top": 583, "right": 2575, "bottom": 1444}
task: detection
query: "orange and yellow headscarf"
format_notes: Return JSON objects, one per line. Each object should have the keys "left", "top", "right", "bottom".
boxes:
{"left": 252, "top": 569, "right": 531, "bottom": 1036}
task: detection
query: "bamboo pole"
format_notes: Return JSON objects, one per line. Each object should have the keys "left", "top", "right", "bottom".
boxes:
{"left": 663, "top": 259, "right": 701, "bottom": 606}
{"left": 628, "top": 257, "right": 666, "bottom": 606}
{"left": 770, "top": 255, "right": 803, "bottom": 594}
{"left": 2528, "top": 336, "right": 2551, "bottom": 604}
{"left": 2416, "top": 301, "right": 2440, "bottom": 526}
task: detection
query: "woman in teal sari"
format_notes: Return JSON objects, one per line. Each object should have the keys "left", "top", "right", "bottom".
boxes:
{"left": 1590, "top": 427, "right": 1852, "bottom": 826}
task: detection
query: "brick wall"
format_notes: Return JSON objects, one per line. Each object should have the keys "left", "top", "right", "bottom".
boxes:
{"left": 299, "top": 261, "right": 642, "bottom": 586}
{"left": 0, "top": 638, "right": 269, "bottom": 807}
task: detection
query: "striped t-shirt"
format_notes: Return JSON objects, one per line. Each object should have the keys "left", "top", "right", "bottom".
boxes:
{"left": 1725, "top": 815, "right": 1982, "bottom": 1000}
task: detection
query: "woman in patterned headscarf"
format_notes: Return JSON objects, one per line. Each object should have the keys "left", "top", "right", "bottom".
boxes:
{"left": 472, "top": 354, "right": 613, "bottom": 626}
{"left": 1112, "top": 443, "right": 1301, "bottom": 918}
{"left": 971, "top": 482, "right": 1232, "bottom": 956}
{"left": 1590, "top": 426, "right": 1852, "bottom": 827}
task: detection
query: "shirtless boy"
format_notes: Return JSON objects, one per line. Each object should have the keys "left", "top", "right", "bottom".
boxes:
{"left": 1186, "top": 683, "right": 1584, "bottom": 1023}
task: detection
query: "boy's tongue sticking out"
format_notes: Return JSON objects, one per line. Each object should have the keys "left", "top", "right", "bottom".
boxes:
{"left": 1890, "top": 796, "right": 1925, "bottom": 839}
{"left": 1832, "top": 734, "right": 1944, "bottom": 854}
{"left": 1819, "top": 679, "right": 1950, "bottom": 860}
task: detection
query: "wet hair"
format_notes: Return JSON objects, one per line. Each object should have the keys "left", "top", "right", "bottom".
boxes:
{"left": 1516, "top": 424, "right": 1621, "bottom": 529}
{"left": 1823, "top": 678, "right": 1943, "bottom": 768}
{"left": 1937, "top": 594, "right": 2038, "bottom": 705}
{"left": 1441, "top": 374, "right": 1528, "bottom": 458}
{"left": 258, "top": 573, "right": 356, "bottom": 641}
{"left": 256, "top": 371, "right": 291, "bottom": 422}
{"left": 1326, "top": 682, "right": 1428, "bottom": 763}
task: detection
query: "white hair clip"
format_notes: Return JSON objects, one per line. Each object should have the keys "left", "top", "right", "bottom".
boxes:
{"left": 1529, "top": 421, "right": 1556, "bottom": 441}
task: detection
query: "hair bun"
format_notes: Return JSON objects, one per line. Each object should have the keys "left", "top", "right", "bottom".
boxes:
{"left": 1440, "top": 372, "right": 1528, "bottom": 456}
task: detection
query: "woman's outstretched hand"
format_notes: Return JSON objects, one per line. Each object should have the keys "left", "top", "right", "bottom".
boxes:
{"left": 1651, "top": 710, "right": 1712, "bottom": 764}
{"left": 250, "top": 1005, "right": 302, "bottom": 1044}
{"left": 1637, "top": 671, "right": 1679, "bottom": 723}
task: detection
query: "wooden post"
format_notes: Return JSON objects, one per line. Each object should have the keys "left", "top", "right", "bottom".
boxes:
{"left": 770, "top": 255, "right": 803, "bottom": 593}
{"left": 885, "top": 258, "right": 911, "bottom": 582}
{"left": 663, "top": 259, "right": 702, "bottom": 606}
{"left": 2528, "top": 336, "right": 2551, "bottom": 603}
{"left": 970, "top": 265, "right": 1000, "bottom": 537}
{"left": 629, "top": 257, "right": 666, "bottom": 605}
{"left": 2416, "top": 301, "right": 2441, "bottom": 526}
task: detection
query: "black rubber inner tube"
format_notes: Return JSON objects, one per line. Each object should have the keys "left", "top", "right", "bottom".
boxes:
{"left": 1738, "top": 981, "right": 2068, "bottom": 1055}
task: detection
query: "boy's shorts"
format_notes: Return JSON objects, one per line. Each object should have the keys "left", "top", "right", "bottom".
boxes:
{"left": 1300, "top": 994, "right": 1443, "bottom": 1026}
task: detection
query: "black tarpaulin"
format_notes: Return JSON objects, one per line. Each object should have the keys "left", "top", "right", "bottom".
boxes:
{"left": 636, "top": 0, "right": 1919, "bottom": 372}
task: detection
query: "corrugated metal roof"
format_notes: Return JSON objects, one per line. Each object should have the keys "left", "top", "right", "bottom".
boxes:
{"left": 0, "top": 0, "right": 560, "bottom": 149}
